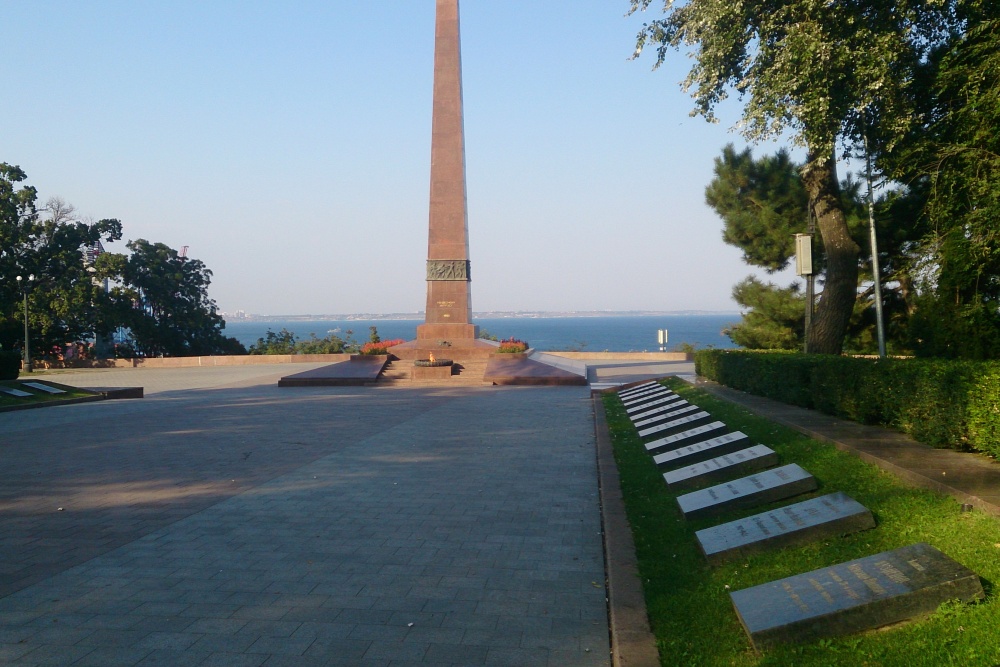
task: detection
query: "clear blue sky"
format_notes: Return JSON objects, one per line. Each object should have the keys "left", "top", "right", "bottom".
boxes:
{"left": 2, "top": 1, "right": 800, "bottom": 316}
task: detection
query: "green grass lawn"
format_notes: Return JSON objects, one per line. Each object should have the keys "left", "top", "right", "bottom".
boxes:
{"left": 605, "top": 378, "right": 1000, "bottom": 666}
{"left": 0, "top": 380, "right": 96, "bottom": 409}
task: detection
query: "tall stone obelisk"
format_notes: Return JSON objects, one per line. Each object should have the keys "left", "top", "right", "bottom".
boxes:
{"left": 416, "top": 0, "right": 479, "bottom": 344}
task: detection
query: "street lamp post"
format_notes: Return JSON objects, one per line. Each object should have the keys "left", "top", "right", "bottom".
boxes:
{"left": 15, "top": 274, "right": 34, "bottom": 372}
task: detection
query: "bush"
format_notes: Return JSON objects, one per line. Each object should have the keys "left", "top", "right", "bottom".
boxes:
{"left": 0, "top": 351, "right": 20, "bottom": 380}
{"left": 358, "top": 339, "right": 406, "bottom": 356}
{"left": 496, "top": 337, "right": 528, "bottom": 353}
{"left": 694, "top": 349, "right": 1000, "bottom": 458}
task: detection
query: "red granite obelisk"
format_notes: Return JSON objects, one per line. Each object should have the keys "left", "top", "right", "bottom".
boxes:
{"left": 415, "top": 0, "right": 479, "bottom": 344}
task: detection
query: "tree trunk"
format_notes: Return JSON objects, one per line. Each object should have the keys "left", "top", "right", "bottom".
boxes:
{"left": 801, "top": 150, "right": 859, "bottom": 355}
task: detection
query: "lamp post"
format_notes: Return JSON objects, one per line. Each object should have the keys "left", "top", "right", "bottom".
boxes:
{"left": 15, "top": 274, "right": 34, "bottom": 372}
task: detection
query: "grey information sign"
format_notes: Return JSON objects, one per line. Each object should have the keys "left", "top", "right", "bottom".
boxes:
{"left": 676, "top": 464, "right": 817, "bottom": 521}
{"left": 696, "top": 492, "right": 875, "bottom": 564}
{"left": 730, "top": 542, "right": 985, "bottom": 650}
{"left": 627, "top": 395, "right": 684, "bottom": 417}
{"left": 660, "top": 441, "right": 769, "bottom": 482}
{"left": 638, "top": 411, "right": 714, "bottom": 439}
{"left": 653, "top": 432, "right": 752, "bottom": 471}
{"left": 633, "top": 403, "right": 698, "bottom": 428}
{"left": 644, "top": 422, "right": 729, "bottom": 455}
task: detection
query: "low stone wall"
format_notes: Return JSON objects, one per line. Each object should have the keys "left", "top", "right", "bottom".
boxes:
{"left": 34, "top": 354, "right": 350, "bottom": 370}
{"left": 544, "top": 351, "right": 692, "bottom": 362}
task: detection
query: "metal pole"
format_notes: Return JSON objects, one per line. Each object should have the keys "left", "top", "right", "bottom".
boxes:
{"left": 22, "top": 288, "right": 31, "bottom": 372}
{"left": 804, "top": 204, "right": 816, "bottom": 354}
{"left": 864, "top": 129, "right": 887, "bottom": 358}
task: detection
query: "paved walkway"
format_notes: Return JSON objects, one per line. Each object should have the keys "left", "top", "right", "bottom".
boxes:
{"left": 0, "top": 366, "right": 610, "bottom": 666}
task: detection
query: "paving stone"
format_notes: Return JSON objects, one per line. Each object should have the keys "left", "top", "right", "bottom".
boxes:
{"left": 0, "top": 376, "right": 610, "bottom": 666}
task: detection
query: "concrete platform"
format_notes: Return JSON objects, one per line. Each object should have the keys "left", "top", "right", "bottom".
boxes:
{"left": 0, "top": 366, "right": 612, "bottom": 666}
{"left": 277, "top": 356, "right": 389, "bottom": 387}
{"left": 484, "top": 355, "right": 588, "bottom": 386}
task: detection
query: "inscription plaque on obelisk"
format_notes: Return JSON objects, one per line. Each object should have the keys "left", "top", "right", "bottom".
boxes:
{"left": 417, "top": 0, "right": 479, "bottom": 342}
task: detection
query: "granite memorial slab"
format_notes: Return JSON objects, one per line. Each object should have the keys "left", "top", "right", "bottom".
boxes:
{"left": 663, "top": 444, "right": 778, "bottom": 490}
{"left": 0, "top": 386, "right": 33, "bottom": 398}
{"left": 730, "top": 542, "right": 985, "bottom": 650}
{"left": 632, "top": 403, "right": 698, "bottom": 428}
{"left": 676, "top": 464, "right": 817, "bottom": 521}
{"left": 644, "top": 421, "right": 729, "bottom": 455}
{"left": 621, "top": 389, "right": 674, "bottom": 409}
{"left": 619, "top": 382, "right": 658, "bottom": 398}
{"left": 22, "top": 382, "right": 66, "bottom": 394}
{"left": 638, "top": 411, "right": 715, "bottom": 439}
{"left": 652, "top": 431, "right": 753, "bottom": 471}
{"left": 632, "top": 404, "right": 691, "bottom": 427}
{"left": 620, "top": 383, "right": 664, "bottom": 398}
{"left": 626, "top": 394, "right": 684, "bottom": 417}
{"left": 696, "top": 492, "right": 875, "bottom": 564}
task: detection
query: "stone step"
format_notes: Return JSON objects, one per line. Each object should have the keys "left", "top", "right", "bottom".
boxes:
{"left": 377, "top": 359, "right": 490, "bottom": 386}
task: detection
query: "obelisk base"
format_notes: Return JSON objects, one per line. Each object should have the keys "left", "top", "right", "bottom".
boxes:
{"left": 416, "top": 322, "right": 480, "bottom": 343}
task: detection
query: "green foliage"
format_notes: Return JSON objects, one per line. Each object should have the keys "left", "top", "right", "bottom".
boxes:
{"left": 870, "top": 18, "right": 1000, "bottom": 359}
{"left": 907, "top": 297, "right": 1000, "bottom": 360}
{"left": 106, "top": 239, "right": 243, "bottom": 357}
{"left": 604, "top": 380, "right": 1000, "bottom": 666}
{"left": 248, "top": 328, "right": 356, "bottom": 355}
{"left": 249, "top": 329, "right": 295, "bottom": 354}
{"left": 630, "top": 0, "right": 971, "bottom": 355}
{"left": 910, "top": 19, "right": 1000, "bottom": 299}
{"left": 705, "top": 145, "right": 808, "bottom": 273}
{"left": 1, "top": 164, "right": 241, "bottom": 359}
{"left": 0, "top": 165, "right": 123, "bottom": 354}
{"left": 628, "top": 0, "right": 957, "bottom": 156}
{"left": 0, "top": 350, "right": 20, "bottom": 380}
{"left": 725, "top": 277, "right": 805, "bottom": 350}
{"left": 695, "top": 349, "right": 1000, "bottom": 458}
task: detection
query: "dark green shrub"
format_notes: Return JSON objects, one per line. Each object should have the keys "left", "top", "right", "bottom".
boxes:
{"left": 695, "top": 349, "right": 814, "bottom": 407}
{"left": 0, "top": 351, "right": 21, "bottom": 380}
{"left": 694, "top": 349, "right": 1000, "bottom": 458}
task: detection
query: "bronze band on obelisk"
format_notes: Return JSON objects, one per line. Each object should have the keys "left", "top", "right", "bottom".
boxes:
{"left": 416, "top": 0, "right": 479, "bottom": 343}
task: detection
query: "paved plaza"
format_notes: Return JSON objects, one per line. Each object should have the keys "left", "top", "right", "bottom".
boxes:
{"left": 0, "top": 365, "right": 611, "bottom": 666}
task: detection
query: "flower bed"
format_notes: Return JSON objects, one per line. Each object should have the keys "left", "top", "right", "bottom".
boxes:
{"left": 496, "top": 337, "right": 529, "bottom": 354}
{"left": 358, "top": 339, "right": 406, "bottom": 356}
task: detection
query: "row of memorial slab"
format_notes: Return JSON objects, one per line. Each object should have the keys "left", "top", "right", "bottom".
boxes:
{"left": 616, "top": 380, "right": 985, "bottom": 651}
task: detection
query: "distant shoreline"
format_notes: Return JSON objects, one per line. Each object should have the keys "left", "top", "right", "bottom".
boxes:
{"left": 223, "top": 310, "right": 740, "bottom": 322}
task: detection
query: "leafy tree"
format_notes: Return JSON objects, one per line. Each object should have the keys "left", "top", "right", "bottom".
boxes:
{"left": 724, "top": 277, "right": 805, "bottom": 350}
{"left": 885, "top": 19, "right": 1000, "bottom": 357}
{"left": 629, "top": 0, "right": 970, "bottom": 353}
{"left": 248, "top": 328, "right": 355, "bottom": 355}
{"left": 248, "top": 329, "right": 297, "bottom": 355}
{"left": 103, "top": 239, "right": 244, "bottom": 356}
{"left": 0, "top": 164, "right": 122, "bottom": 355}
{"left": 705, "top": 146, "right": 809, "bottom": 273}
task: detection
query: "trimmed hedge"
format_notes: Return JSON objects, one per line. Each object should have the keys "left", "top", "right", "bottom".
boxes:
{"left": 0, "top": 351, "right": 21, "bottom": 380}
{"left": 695, "top": 349, "right": 1000, "bottom": 458}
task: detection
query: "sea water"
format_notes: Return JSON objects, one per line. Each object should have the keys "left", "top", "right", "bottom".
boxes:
{"left": 223, "top": 314, "right": 740, "bottom": 352}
